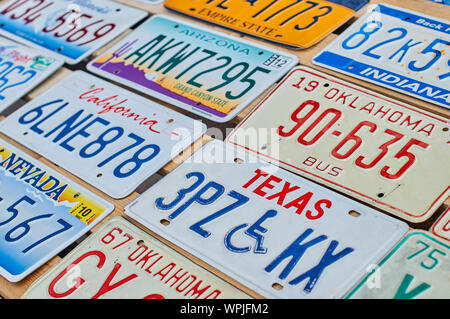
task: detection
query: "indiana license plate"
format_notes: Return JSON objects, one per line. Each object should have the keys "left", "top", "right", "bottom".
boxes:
{"left": 431, "top": 207, "right": 449, "bottom": 242}
{"left": 227, "top": 67, "right": 450, "bottom": 223}
{"left": 347, "top": 231, "right": 449, "bottom": 299}
{"left": 0, "top": 0, "right": 147, "bottom": 64}
{"left": 313, "top": 4, "right": 450, "bottom": 109}
{"left": 0, "top": 138, "right": 113, "bottom": 282}
{"left": 124, "top": 140, "right": 408, "bottom": 298}
{"left": 87, "top": 15, "right": 298, "bottom": 123}
{"left": 22, "top": 217, "right": 249, "bottom": 299}
{"left": 0, "top": 71, "right": 206, "bottom": 199}
{"left": 0, "top": 36, "right": 62, "bottom": 112}
{"left": 164, "top": 0, "right": 369, "bottom": 49}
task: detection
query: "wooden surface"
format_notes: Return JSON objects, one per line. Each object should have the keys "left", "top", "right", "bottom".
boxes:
{"left": 0, "top": 0, "right": 448, "bottom": 299}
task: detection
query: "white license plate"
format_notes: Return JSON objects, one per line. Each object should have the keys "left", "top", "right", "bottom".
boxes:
{"left": 227, "top": 66, "right": 450, "bottom": 223}
{"left": 0, "top": 0, "right": 147, "bottom": 64}
{"left": 87, "top": 15, "right": 298, "bottom": 123}
{"left": 22, "top": 217, "right": 250, "bottom": 299}
{"left": 124, "top": 140, "right": 408, "bottom": 299}
{"left": 431, "top": 207, "right": 449, "bottom": 242}
{"left": 347, "top": 231, "right": 449, "bottom": 299}
{"left": 313, "top": 4, "right": 450, "bottom": 109}
{"left": 0, "top": 138, "right": 113, "bottom": 282}
{"left": 0, "top": 71, "right": 207, "bottom": 199}
{"left": 0, "top": 36, "right": 62, "bottom": 111}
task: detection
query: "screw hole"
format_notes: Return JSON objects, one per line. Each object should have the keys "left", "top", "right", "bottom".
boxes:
{"left": 56, "top": 47, "right": 63, "bottom": 52}
{"left": 190, "top": 8, "right": 195, "bottom": 11}
{"left": 348, "top": 65, "right": 354, "bottom": 70}
{"left": 348, "top": 210, "right": 360, "bottom": 218}
{"left": 116, "top": 8, "right": 121, "bottom": 12}
{"left": 168, "top": 119, "right": 174, "bottom": 124}
{"left": 0, "top": 149, "right": 4, "bottom": 153}
{"left": 324, "top": 83, "right": 329, "bottom": 87}
{"left": 174, "top": 25, "right": 179, "bottom": 28}
{"left": 160, "top": 219, "right": 170, "bottom": 226}
{"left": 377, "top": 193, "right": 384, "bottom": 198}
{"left": 113, "top": 70, "right": 120, "bottom": 74}
{"left": 234, "top": 158, "right": 243, "bottom": 164}
{"left": 258, "top": 51, "right": 263, "bottom": 55}
{"left": 443, "top": 127, "right": 449, "bottom": 132}
{"left": 23, "top": 132, "right": 28, "bottom": 136}
{"left": 137, "top": 240, "right": 145, "bottom": 246}
{"left": 73, "top": 193, "right": 80, "bottom": 198}
{"left": 272, "top": 283, "right": 283, "bottom": 290}
{"left": 97, "top": 173, "right": 103, "bottom": 178}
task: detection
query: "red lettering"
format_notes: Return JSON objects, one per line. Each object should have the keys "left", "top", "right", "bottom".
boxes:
{"left": 253, "top": 175, "right": 281, "bottom": 197}
{"left": 91, "top": 263, "right": 138, "bottom": 299}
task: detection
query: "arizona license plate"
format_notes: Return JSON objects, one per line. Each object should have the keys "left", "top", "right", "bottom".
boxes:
{"left": 0, "top": 138, "right": 113, "bottom": 282}
{"left": 22, "top": 217, "right": 249, "bottom": 299}
{"left": 227, "top": 67, "right": 450, "bottom": 223}
{"left": 164, "top": 0, "right": 369, "bottom": 49}
{"left": 313, "top": 4, "right": 450, "bottom": 109}
{"left": 0, "top": 0, "right": 147, "bottom": 64}
{"left": 124, "top": 140, "right": 408, "bottom": 298}
{"left": 0, "top": 71, "right": 206, "bottom": 199}
{"left": 0, "top": 36, "right": 62, "bottom": 112}
{"left": 347, "top": 231, "right": 449, "bottom": 299}
{"left": 431, "top": 207, "right": 449, "bottom": 242}
{"left": 87, "top": 15, "right": 298, "bottom": 123}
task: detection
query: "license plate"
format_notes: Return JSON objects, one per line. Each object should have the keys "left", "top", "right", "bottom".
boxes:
{"left": 347, "top": 231, "right": 449, "bottom": 299}
{"left": 313, "top": 4, "right": 450, "bottom": 109}
{"left": 431, "top": 207, "right": 449, "bottom": 242}
{"left": 0, "top": 138, "right": 113, "bottom": 282}
{"left": 0, "top": 71, "right": 206, "bottom": 199}
{"left": 87, "top": 15, "right": 298, "bottom": 123}
{"left": 0, "top": 36, "right": 62, "bottom": 111}
{"left": 163, "top": 0, "right": 369, "bottom": 49}
{"left": 124, "top": 140, "right": 408, "bottom": 299}
{"left": 22, "top": 217, "right": 249, "bottom": 299}
{"left": 227, "top": 67, "right": 450, "bottom": 223}
{"left": 0, "top": 0, "right": 147, "bottom": 64}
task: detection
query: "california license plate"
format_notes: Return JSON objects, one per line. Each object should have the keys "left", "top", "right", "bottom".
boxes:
{"left": 347, "top": 231, "right": 449, "bottom": 299}
{"left": 0, "top": 71, "right": 206, "bottom": 199}
{"left": 164, "top": 0, "right": 368, "bottom": 49}
{"left": 431, "top": 207, "right": 449, "bottom": 242}
{"left": 0, "top": 36, "right": 62, "bottom": 111}
{"left": 22, "top": 217, "right": 249, "bottom": 299}
{"left": 0, "top": 0, "right": 147, "bottom": 64}
{"left": 0, "top": 138, "right": 113, "bottom": 282}
{"left": 87, "top": 15, "right": 298, "bottom": 123}
{"left": 124, "top": 140, "right": 408, "bottom": 298}
{"left": 227, "top": 67, "right": 450, "bottom": 223}
{"left": 313, "top": 4, "right": 450, "bottom": 109}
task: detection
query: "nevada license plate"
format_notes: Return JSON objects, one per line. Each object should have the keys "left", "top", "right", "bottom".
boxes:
{"left": 0, "top": 36, "right": 62, "bottom": 112}
{"left": 0, "top": 138, "right": 113, "bottom": 282}
{"left": 227, "top": 67, "right": 450, "bottom": 223}
{"left": 22, "top": 217, "right": 249, "bottom": 299}
{"left": 163, "top": 0, "right": 369, "bottom": 49}
{"left": 0, "top": 71, "right": 206, "bottom": 199}
{"left": 313, "top": 4, "right": 450, "bottom": 109}
{"left": 87, "top": 15, "right": 298, "bottom": 123}
{"left": 0, "top": 0, "right": 147, "bottom": 64}
{"left": 347, "top": 231, "right": 449, "bottom": 299}
{"left": 431, "top": 207, "right": 449, "bottom": 242}
{"left": 124, "top": 140, "right": 408, "bottom": 299}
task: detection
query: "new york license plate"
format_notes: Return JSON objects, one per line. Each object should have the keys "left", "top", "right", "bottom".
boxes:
{"left": 0, "top": 36, "right": 62, "bottom": 112}
{"left": 125, "top": 140, "right": 408, "bottom": 298}
{"left": 87, "top": 15, "right": 298, "bottom": 123}
{"left": 164, "top": 0, "right": 369, "bottom": 49}
{"left": 227, "top": 67, "right": 450, "bottom": 223}
{"left": 347, "top": 231, "right": 449, "bottom": 299}
{"left": 0, "top": 138, "right": 113, "bottom": 282}
{"left": 431, "top": 207, "right": 449, "bottom": 242}
{"left": 22, "top": 217, "right": 249, "bottom": 299}
{"left": 0, "top": 71, "right": 207, "bottom": 199}
{"left": 0, "top": 0, "right": 147, "bottom": 64}
{"left": 313, "top": 4, "right": 450, "bottom": 109}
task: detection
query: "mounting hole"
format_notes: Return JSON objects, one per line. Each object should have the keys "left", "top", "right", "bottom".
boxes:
{"left": 116, "top": 8, "right": 121, "bottom": 12}
{"left": 190, "top": 8, "right": 195, "bottom": 11}
{"left": 377, "top": 193, "right": 384, "bottom": 198}
{"left": 90, "top": 84, "right": 95, "bottom": 89}
{"left": 56, "top": 47, "right": 64, "bottom": 52}
{"left": 160, "top": 219, "right": 170, "bottom": 226}
{"left": 0, "top": 149, "right": 4, "bottom": 153}
{"left": 272, "top": 283, "right": 283, "bottom": 290}
{"left": 73, "top": 193, "right": 80, "bottom": 198}
{"left": 234, "top": 158, "right": 243, "bottom": 164}
{"left": 137, "top": 240, "right": 145, "bottom": 246}
{"left": 443, "top": 127, "right": 449, "bottom": 132}
{"left": 168, "top": 119, "right": 174, "bottom": 124}
{"left": 324, "top": 83, "right": 330, "bottom": 87}
{"left": 113, "top": 70, "right": 120, "bottom": 74}
{"left": 261, "top": 144, "right": 267, "bottom": 150}
{"left": 348, "top": 65, "right": 354, "bottom": 70}
{"left": 348, "top": 210, "right": 361, "bottom": 218}
{"left": 174, "top": 25, "right": 179, "bottom": 28}
{"left": 97, "top": 173, "right": 103, "bottom": 178}
{"left": 23, "top": 132, "right": 28, "bottom": 136}
{"left": 405, "top": 17, "right": 410, "bottom": 21}
{"left": 258, "top": 51, "right": 263, "bottom": 55}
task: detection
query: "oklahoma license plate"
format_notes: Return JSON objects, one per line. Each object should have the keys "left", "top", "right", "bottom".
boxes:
{"left": 0, "top": 36, "right": 62, "bottom": 112}
{"left": 431, "top": 207, "right": 449, "bottom": 242}
{"left": 22, "top": 217, "right": 249, "bottom": 299}
{"left": 0, "top": 0, "right": 147, "bottom": 64}
{"left": 227, "top": 67, "right": 450, "bottom": 223}
{"left": 0, "top": 71, "right": 206, "bottom": 199}
{"left": 0, "top": 138, "right": 113, "bottom": 282}
{"left": 164, "top": 0, "right": 369, "bottom": 49}
{"left": 124, "top": 140, "right": 408, "bottom": 299}
{"left": 347, "top": 231, "right": 449, "bottom": 299}
{"left": 87, "top": 15, "right": 298, "bottom": 123}
{"left": 313, "top": 4, "right": 450, "bottom": 109}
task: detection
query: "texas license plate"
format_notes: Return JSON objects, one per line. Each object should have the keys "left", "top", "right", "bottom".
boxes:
{"left": 0, "top": 71, "right": 206, "bottom": 199}
{"left": 87, "top": 15, "right": 298, "bottom": 123}
{"left": 313, "top": 4, "right": 450, "bottom": 109}
{"left": 22, "top": 217, "right": 249, "bottom": 299}
{"left": 164, "top": 0, "right": 369, "bottom": 49}
{"left": 124, "top": 140, "right": 408, "bottom": 298}
{"left": 0, "top": 0, "right": 147, "bottom": 64}
{"left": 0, "top": 138, "right": 113, "bottom": 282}
{"left": 347, "top": 231, "right": 449, "bottom": 299}
{"left": 0, "top": 36, "right": 62, "bottom": 112}
{"left": 431, "top": 207, "right": 449, "bottom": 242}
{"left": 227, "top": 67, "right": 450, "bottom": 223}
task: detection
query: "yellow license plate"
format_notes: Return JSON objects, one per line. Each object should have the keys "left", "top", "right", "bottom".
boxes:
{"left": 164, "top": 0, "right": 368, "bottom": 48}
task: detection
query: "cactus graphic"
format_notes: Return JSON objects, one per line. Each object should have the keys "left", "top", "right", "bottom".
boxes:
{"left": 98, "top": 39, "right": 138, "bottom": 69}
